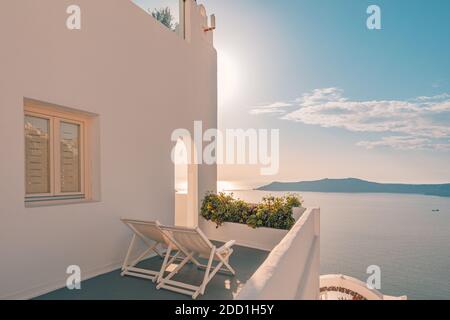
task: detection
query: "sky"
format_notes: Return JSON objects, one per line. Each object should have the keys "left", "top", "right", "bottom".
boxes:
{"left": 134, "top": 0, "right": 450, "bottom": 188}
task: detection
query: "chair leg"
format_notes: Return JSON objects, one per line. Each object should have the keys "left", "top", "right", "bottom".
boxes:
{"left": 121, "top": 234, "right": 137, "bottom": 274}
{"left": 157, "top": 252, "right": 194, "bottom": 290}
{"left": 122, "top": 235, "right": 164, "bottom": 281}
{"left": 221, "top": 255, "right": 236, "bottom": 275}
{"left": 157, "top": 244, "right": 173, "bottom": 284}
{"left": 193, "top": 248, "right": 215, "bottom": 298}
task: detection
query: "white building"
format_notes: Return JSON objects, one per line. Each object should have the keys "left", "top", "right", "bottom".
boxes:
{"left": 0, "top": 0, "right": 218, "bottom": 299}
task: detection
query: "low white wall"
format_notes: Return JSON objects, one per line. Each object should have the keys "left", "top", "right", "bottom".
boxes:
{"left": 236, "top": 208, "right": 320, "bottom": 300}
{"left": 200, "top": 207, "right": 305, "bottom": 251}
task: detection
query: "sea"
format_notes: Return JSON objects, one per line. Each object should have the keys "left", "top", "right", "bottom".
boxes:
{"left": 230, "top": 190, "right": 450, "bottom": 300}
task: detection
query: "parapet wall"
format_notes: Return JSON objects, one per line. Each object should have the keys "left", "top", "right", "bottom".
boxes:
{"left": 236, "top": 208, "right": 321, "bottom": 300}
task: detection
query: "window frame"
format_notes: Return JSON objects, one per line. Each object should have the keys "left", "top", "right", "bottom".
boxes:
{"left": 24, "top": 104, "right": 89, "bottom": 203}
{"left": 24, "top": 111, "right": 55, "bottom": 198}
{"left": 55, "top": 117, "right": 85, "bottom": 197}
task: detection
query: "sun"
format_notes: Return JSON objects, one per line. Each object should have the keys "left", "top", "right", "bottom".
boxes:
{"left": 218, "top": 50, "right": 241, "bottom": 107}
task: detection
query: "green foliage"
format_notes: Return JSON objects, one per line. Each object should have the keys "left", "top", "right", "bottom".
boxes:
{"left": 151, "top": 7, "right": 178, "bottom": 31}
{"left": 201, "top": 192, "right": 303, "bottom": 230}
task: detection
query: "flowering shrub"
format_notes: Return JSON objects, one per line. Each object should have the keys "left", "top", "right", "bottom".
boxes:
{"left": 200, "top": 192, "right": 303, "bottom": 230}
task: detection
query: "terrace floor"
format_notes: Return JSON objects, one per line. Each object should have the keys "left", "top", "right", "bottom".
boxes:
{"left": 35, "top": 244, "right": 269, "bottom": 300}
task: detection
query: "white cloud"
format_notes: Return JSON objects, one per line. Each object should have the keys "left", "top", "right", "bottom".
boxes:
{"left": 357, "top": 136, "right": 450, "bottom": 151}
{"left": 249, "top": 102, "right": 292, "bottom": 115}
{"left": 250, "top": 88, "right": 450, "bottom": 151}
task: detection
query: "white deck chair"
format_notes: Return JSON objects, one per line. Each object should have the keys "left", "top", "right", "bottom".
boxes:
{"left": 120, "top": 219, "right": 200, "bottom": 283}
{"left": 156, "top": 226, "right": 236, "bottom": 299}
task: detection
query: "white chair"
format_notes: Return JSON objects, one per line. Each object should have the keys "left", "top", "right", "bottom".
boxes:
{"left": 120, "top": 219, "right": 200, "bottom": 283}
{"left": 156, "top": 225, "right": 236, "bottom": 299}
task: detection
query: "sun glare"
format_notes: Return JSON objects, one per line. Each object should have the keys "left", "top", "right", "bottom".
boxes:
{"left": 218, "top": 51, "right": 241, "bottom": 106}
{"left": 217, "top": 181, "right": 238, "bottom": 192}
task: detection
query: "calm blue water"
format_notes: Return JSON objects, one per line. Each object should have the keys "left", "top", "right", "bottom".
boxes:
{"left": 232, "top": 191, "right": 450, "bottom": 300}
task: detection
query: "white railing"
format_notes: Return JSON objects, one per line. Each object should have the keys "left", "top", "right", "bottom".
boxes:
{"left": 236, "top": 208, "right": 321, "bottom": 300}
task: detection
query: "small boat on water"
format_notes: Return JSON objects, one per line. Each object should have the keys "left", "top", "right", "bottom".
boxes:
{"left": 432, "top": 209, "right": 440, "bottom": 213}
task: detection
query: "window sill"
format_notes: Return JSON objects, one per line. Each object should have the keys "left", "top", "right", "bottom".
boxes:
{"left": 25, "top": 198, "right": 100, "bottom": 208}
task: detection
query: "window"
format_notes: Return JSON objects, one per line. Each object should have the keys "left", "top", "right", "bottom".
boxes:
{"left": 25, "top": 102, "right": 89, "bottom": 203}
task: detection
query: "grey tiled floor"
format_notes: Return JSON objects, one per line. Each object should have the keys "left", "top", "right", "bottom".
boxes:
{"left": 36, "top": 245, "right": 269, "bottom": 300}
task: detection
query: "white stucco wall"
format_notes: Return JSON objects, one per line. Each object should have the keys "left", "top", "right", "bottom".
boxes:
{"left": 0, "top": 0, "right": 217, "bottom": 299}
{"left": 236, "top": 208, "right": 321, "bottom": 300}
